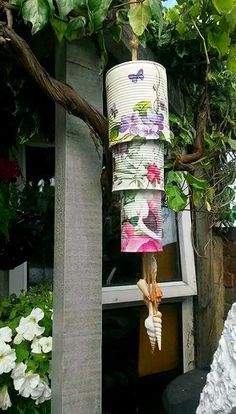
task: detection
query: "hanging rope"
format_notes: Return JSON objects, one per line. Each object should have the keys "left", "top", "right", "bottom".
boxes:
{"left": 130, "top": 33, "right": 139, "bottom": 61}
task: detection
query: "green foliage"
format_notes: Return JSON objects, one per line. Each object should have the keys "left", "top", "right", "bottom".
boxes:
{"left": 3, "top": 0, "right": 236, "bottom": 226}
{"left": 8, "top": 0, "right": 162, "bottom": 40}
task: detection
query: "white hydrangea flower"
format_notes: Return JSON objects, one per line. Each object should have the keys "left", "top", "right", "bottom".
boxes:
{"left": 16, "top": 308, "right": 45, "bottom": 341}
{"left": 0, "top": 327, "right": 12, "bottom": 344}
{"left": 13, "top": 333, "right": 24, "bottom": 345}
{"left": 11, "top": 363, "right": 40, "bottom": 398}
{"left": 31, "top": 377, "right": 51, "bottom": 405}
{"left": 0, "top": 386, "right": 12, "bottom": 410}
{"left": 0, "top": 342, "right": 16, "bottom": 374}
{"left": 31, "top": 337, "right": 42, "bottom": 354}
{"left": 39, "top": 337, "right": 52, "bottom": 353}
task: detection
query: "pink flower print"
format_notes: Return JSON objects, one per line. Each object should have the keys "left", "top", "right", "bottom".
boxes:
{"left": 121, "top": 235, "right": 163, "bottom": 252}
{"left": 143, "top": 210, "right": 160, "bottom": 234}
{"left": 137, "top": 239, "right": 163, "bottom": 252}
{"left": 147, "top": 163, "right": 161, "bottom": 184}
{"left": 121, "top": 221, "right": 135, "bottom": 250}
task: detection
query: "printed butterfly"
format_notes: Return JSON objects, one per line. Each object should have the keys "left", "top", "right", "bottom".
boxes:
{"left": 110, "top": 103, "right": 118, "bottom": 118}
{"left": 128, "top": 69, "right": 144, "bottom": 83}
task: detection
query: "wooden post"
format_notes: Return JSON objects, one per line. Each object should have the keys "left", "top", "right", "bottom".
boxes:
{"left": 195, "top": 211, "right": 224, "bottom": 368}
{"left": 51, "top": 40, "right": 103, "bottom": 414}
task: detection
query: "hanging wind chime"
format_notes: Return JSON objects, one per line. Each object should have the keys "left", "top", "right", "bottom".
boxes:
{"left": 105, "top": 31, "right": 170, "bottom": 353}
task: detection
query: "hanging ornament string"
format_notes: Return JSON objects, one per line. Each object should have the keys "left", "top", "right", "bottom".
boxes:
{"left": 130, "top": 33, "right": 139, "bottom": 61}
{"left": 129, "top": 1, "right": 139, "bottom": 61}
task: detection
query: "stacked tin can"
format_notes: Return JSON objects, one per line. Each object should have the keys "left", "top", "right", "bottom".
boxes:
{"left": 106, "top": 60, "right": 170, "bottom": 253}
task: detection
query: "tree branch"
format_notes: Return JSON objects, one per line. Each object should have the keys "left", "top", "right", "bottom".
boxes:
{"left": 177, "top": 90, "right": 208, "bottom": 164}
{"left": 0, "top": 23, "right": 109, "bottom": 149}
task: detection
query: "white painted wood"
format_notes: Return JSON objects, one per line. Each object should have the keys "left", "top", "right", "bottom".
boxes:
{"left": 9, "top": 263, "right": 27, "bottom": 295}
{"left": 102, "top": 281, "right": 196, "bottom": 305}
{"left": 178, "top": 210, "right": 197, "bottom": 292}
{"left": 51, "top": 40, "right": 103, "bottom": 414}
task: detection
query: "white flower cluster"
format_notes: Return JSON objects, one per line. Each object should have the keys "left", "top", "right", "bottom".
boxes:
{"left": 0, "top": 307, "right": 52, "bottom": 411}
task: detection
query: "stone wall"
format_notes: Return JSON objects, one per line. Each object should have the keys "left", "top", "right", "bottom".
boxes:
{"left": 223, "top": 228, "right": 236, "bottom": 318}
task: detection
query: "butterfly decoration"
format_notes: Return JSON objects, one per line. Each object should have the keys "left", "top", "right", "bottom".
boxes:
{"left": 110, "top": 103, "right": 118, "bottom": 118}
{"left": 128, "top": 69, "right": 144, "bottom": 83}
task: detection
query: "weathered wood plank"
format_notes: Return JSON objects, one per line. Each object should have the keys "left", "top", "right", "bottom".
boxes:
{"left": 195, "top": 211, "right": 224, "bottom": 368}
{"left": 52, "top": 39, "right": 103, "bottom": 414}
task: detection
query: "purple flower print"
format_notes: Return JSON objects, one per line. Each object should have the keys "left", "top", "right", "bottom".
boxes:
{"left": 119, "top": 108, "right": 165, "bottom": 139}
{"left": 117, "top": 142, "right": 128, "bottom": 155}
{"left": 119, "top": 111, "right": 141, "bottom": 135}
{"left": 139, "top": 109, "right": 164, "bottom": 139}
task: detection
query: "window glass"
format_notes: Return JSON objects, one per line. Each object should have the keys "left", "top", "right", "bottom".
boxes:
{"left": 25, "top": 146, "right": 55, "bottom": 287}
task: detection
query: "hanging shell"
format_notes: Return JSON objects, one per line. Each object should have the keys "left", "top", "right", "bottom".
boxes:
{"left": 144, "top": 314, "right": 156, "bottom": 353}
{"left": 137, "top": 279, "right": 150, "bottom": 300}
{"left": 153, "top": 311, "right": 162, "bottom": 351}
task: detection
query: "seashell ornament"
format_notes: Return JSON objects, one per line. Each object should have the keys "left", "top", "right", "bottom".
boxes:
{"left": 140, "top": 254, "right": 163, "bottom": 353}
{"left": 137, "top": 278, "right": 150, "bottom": 300}
{"left": 144, "top": 314, "right": 156, "bottom": 353}
{"left": 153, "top": 311, "right": 162, "bottom": 351}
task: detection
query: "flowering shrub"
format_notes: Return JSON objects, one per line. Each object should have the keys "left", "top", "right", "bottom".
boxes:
{"left": 0, "top": 285, "right": 52, "bottom": 413}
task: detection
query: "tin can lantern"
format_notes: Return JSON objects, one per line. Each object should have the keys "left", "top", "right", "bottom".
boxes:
{"left": 106, "top": 60, "right": 170, "bottom": 147}
{"left": 105, "top": 59, "right": 170, "bottom": 353}
{"left": 121, "top": 190, "right": 163, "bottom": 253}
{"left": 112, "top": 140, "right": 164, "bottom": 192}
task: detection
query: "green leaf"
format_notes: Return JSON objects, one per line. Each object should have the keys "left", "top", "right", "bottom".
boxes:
{"left": 166, "top": 183, "right": 188, "bottom": 212}
{"left": 207, "top": 26, "right": 231, "bottom": 56}
{"left": 88, "top": 0, "right": 112, "bottom": 31}
{"left": 57, "top": 0, "right": 86, "bottom": 18}
{"left": 211, "top": 0, "right": 235, "bottom": 14}
{"left": 65, "top": 16, "right": 86, "bottom": 41}
{"left": 97, "top": 32, "right": 108, "bottom": 71}
{"left": 167, "top": 170, "right": 184, "bottom": 185}
{"left": 110, "top": 24, "right": 122, "bottom": 43}
{"left": 192, "top": 189, "right": 203, "bottom": 207}
{"left": 227, "top": 46, "right": 236, "bottom": 71}
{"left": 14, "top": 342, "right": 30, "bottom": 363}
{"left": 128, "top": 0, "right": 151, "bottom": 37}
{"left": 109, "top": 125, "right": 120, "bottom": 142}
{"left": 22, "top": 0, "right": 50, "bottom": 34}
{"left": 149, "top": 0, "right": 163, "bottom": 37}
{"left": 228, "top": 137, "right": 236, "bottom": 150}
{"left": 185, "top": 173, "right": 208, "bottom": 190}
{"left": 50, "top": 17, "right": 68, "bottom": 42}
{"left": 226, "top": 6, "right": 236, "bottom": 30}
{"left": 133, "top": 100, "right": 152, "bottom": 116}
